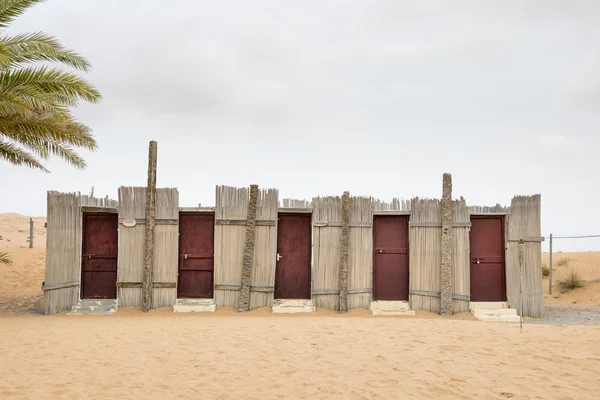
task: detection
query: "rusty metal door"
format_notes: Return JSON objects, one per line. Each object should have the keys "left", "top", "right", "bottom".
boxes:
{"left": 470, "top": 216, "right": 506, "bottom": 302}
{"left": 373, "top": 215, "right": 409, "bottom": 301}
{"left": 274, "top": 213, "right": 312, "bottom": 299}
{"left": 81, "top": 213, "right": 118, "bottom": 299}
{"left": 178, "top": 213, "right": 214, "bottom": 298}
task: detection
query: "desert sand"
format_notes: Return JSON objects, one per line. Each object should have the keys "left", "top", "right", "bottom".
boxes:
{"left": 1, "top": 213, "right": 600, "bottom": 399}
{"left": 542, "top": 252, "right": 600, "bottom": 306}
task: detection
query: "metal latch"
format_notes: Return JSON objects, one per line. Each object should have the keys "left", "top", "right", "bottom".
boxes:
{"left": 277, "top": 253, "right": 283, "bottom": 261}
{"left": 183, "top": 254, "right": 192, "bottom": 260}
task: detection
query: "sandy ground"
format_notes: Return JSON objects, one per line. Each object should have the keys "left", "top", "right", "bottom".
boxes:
{"left": 542, "top": 252, "right": 600, "bottom": 307}
{"left": 1, "top": 213, "right": 600, "bottom": 399}
{"left": 1, "top": 309, "right": 599, "bottom": 400}
{"left": 0, "top": 213, "right": 46, "bottom": 249}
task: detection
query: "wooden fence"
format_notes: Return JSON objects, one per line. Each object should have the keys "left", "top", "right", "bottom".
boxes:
{"left": 452, "top": 198, "right": 470, "bottom": 313}
{"left": 42, "top": 179, "right": 543, "bottom": 317}
{"left": 116, "top": 186, "right": 179, "bottom": 308}
{"left": 507, "top": 195, "right": 543, "bottom": 317}
{"left": 43, "top": 192, "right": 118, "bottom": 315}
{"left": 409, "top": 198, "right": 442, "bottom": 312}
{"left": 347, "top": 196, "right": 373, "bottom": 309}
{"left": 249, "top": 188, "right": 279, "bottom": 310}
{"left": 214, "top": 186, "right": 248, "bottom": 308}
{"left": 311, "top": 196, "right": 343, "bottom": 310}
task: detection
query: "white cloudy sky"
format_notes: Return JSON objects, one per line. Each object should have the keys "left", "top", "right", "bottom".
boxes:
{"left": 1, "top": 0, "right": 599, "bottom": 251}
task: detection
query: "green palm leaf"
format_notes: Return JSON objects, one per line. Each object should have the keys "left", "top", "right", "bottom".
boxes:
{"left": 0, "top": 251, "right": 13, "bottom": 265}
{"left": 0, "top": 0, "right": 101, "bottom": 172}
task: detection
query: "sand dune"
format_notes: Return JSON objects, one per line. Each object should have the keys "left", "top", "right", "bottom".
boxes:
{"left": 542, "top": 252, "right": 600, "bottom": 306}
{"left": 0, "top": 213, "right": 46, "bottom": 249}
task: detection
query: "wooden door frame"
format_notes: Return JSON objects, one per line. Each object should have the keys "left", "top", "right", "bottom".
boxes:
{"left": 469, "top": 215, "right": 507, "bottom": 302}
{"left": 80, "top": 211, "right": 119, "bottom": 300}
{"left": 275, "top": 212, "right": 312, "bottom": 300}
{"left": 372, "top": 214, "right": 410, "bottom": 301}
{"left": 177, "top": 210, "right": 215, "bottom": 299}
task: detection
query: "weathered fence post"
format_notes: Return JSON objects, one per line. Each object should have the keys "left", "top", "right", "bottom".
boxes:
{"left": 440, "top": 173, "right": 453, "bottom": 315}
{"left": 548, "top": 233, "right": 553, "bottom": 295}
{"left": 339, "top": 191, "right": 350, "bottom": 313}
{"left": 518, "top": 239, "right": 524, "bottom": 333}
{"left": 239, "top": 184, "right": 259, "bottom": 312}
{"left": 29, "top": 217, "right": 33, "bottom": 248}
{"left": 142, "top": 140, "right": 158, "bottom": 312}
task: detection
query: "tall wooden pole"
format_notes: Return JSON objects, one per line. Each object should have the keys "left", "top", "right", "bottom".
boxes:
{"left": 440, "top": 173, "right": 453, "bottom": 316}
{"left": 29, "top": 217, "right": 33, "bottom": 248}
{"left": 339, "top": 191, "right": 350, "bottom": 313}
{"left": 142, "top": 140, "right": 158, "bottom": 313}
{"left": 238, "top": 184, "right": 259, "bottom": 312}
{"left": 549, "top": 234, "right": 553, "bottom": 295}
{"left": 518, "top": 239, "right": 524, "bottom": 333}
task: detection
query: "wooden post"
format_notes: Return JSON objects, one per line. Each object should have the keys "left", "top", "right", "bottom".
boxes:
{"left": 238, "top": 184, "right": 259, "bottom": 312}
{"left": 339, "top": 191, "right": 350, "bottom": 313}
{"left": 142, "top": 140, "right": 158, "bottom": 313}
{"left": 29, "top": 217, "right": 33, "bottom": 248}
{"left": 549, "top": 234, "right": 553, "bottom": 295}
{"left": 518, "top": 239, "right": 524, "bottom": 333}
{"left": 440, "top": 173, "right": 453, "bottom": 316}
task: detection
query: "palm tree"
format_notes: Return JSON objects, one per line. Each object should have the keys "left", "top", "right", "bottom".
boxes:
{"left": 0, "top": 0, "right": 101, "bottom": 172}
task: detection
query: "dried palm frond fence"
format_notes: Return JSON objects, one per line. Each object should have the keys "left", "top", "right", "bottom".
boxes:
{"left": 42, "top": 192, "right": 119, "bottom": 315}
{"left": 43, "top": 174, "right": 544, "bottom": 317}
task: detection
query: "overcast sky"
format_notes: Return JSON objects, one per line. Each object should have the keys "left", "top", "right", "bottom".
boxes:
{"left": 1, "top": 1, "right": 599, "bottom": 251}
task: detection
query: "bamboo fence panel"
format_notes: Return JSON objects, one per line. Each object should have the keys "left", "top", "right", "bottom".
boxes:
{"left": 409, "top": 198, "right": 441, "bottom": 313}
{"left": 117, "top": 187, "right": 146, "bottom": 307}
{"left": 507, "top": 195, "right": 543, "bottom": 317}
{"left": 468, "top": 204, "right": 509, "bottom": 214}
{"left": 214, "top": 186, "right": 249, "bottom": 308}
{"left": 281, "top": 199, "right": 312, "bottom": 208}
{"left": 452, "top": 198, "right": 470, "bottom": 313}
{"left": 348, "top": 196, "right": 373, "bottom": 309}
{"left": 312, "top": 196, "right": 342, "bottom": 310}
{"left": 43, "top": 192, "right": 119, "bottom": 314}
{"left": 373, "top": 198, "right": 411, "bottom": 211}
{"left": 80, "top": 195, "right": 118, "bottom": 208}
{"left": 153, "top": 188, "right": 179, "bottom": 308}
{"left": 43, "top": 192, "right": 82, "bottom": 314}
{"left": 250, "top": 188, "right": 279, "bottom": 310}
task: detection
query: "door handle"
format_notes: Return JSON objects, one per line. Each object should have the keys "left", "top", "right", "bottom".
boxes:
{"left": 88, "top": 254, "right": 96, "bottom": 260}
{"left": 183, "top": 254, "right": 192, "bottom": 260}
{"left": 277, "top": 253, "right": 283, "bottom": 261}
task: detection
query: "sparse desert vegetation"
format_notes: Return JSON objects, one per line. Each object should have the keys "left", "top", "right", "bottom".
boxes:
{"left": 557, "top": 269, "right": 584, "bottom": 292}
{"left": 542, "top": 263, "right": 550, "bottom": 277}
{"left": 556, "top": 257, "right": 570, "bottom": 266}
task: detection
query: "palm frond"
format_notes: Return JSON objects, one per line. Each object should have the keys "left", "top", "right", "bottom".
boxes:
{"left": 0, "top": 66, "right": 101, "bottom": 104}
{"left": 0, "top": 137, "right": 47, "bottom": 171}
{"left": 0, "top": 0, "right": 45, "bottom": 29}
{"left": 0, "top": 251, "right": 13, "bottom": 265}
{"left": 0, "top": 0, "right": 101, "bottom": 173}
{"left": 0, "top": 99, "right": 34, "bottom": 117}
{"left": 0, "top": 41, "right": 12, "bottom": 67}
{"left": 1, "top": 84, "right": 69, "bottom": 114}
{"left": 1, "top": 31, "right": 91, "bottom": 71}
{"left": 0, "top": 113, "right": 98, "bottom": 150}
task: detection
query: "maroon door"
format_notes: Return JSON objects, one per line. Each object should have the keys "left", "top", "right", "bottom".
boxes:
{"left": 470, "top": 216, "right": 506, "bottom": 301}
{"left": 81, "top": 213, "right": 118, "bottom": 299}
{"left": 274, "top": 213, "right": 312, "bottom": 299}
{"left": 373, "top": 215, "right": 409, "bottom": 301}
{"left": 178, "top": 213, "right": 215, "bottom": 298}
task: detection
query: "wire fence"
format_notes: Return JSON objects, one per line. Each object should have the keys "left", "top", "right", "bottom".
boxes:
{"left": 545, "top": 233, "right": 600, "bottom": 294}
